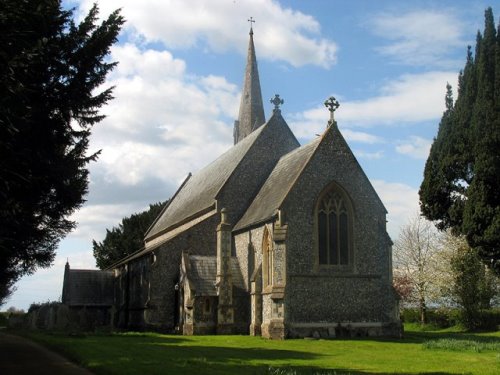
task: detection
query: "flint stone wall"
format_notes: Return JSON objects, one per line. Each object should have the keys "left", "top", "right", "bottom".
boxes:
{"left": 281, "top": 126, "right": 399, "bottom": 334}
{"left": 114, "top": 213, "right": 219, "bottom": 331}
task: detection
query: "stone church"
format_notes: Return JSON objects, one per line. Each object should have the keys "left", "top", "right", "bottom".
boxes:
{"left": 62, "top": 27, "right": 401, "bottom": 339}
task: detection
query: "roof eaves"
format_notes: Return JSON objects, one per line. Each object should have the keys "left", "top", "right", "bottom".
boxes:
{"left": 109, "top": 208, "right": 218, "bottom": 268}
{"left": 105, "top": 246, "right": 147, "bottom": 270}
{"left": 233, "top": 213, "right": 276, "bottom": 234}
{"left": 145, "top": 203, "right": 216, "bottom": 243}
{"left": 144, "top": 173, "right": 192, "bottom": 240}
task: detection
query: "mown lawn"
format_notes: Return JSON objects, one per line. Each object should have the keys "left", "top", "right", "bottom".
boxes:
{"left": 20, "top": 324, "right": 500, "bottom": 374}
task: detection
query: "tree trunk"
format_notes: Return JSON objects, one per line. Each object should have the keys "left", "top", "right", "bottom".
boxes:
{"left": 419, "top": 297, "right": 427, "bottom": 325}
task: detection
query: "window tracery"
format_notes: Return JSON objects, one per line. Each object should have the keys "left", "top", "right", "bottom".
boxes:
{"left": 317, "top": 186, "right": 351, "bottom": 266}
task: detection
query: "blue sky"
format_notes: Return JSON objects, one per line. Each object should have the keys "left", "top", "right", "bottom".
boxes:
{"left": 5, "top": 0, "right": 497, "bottom": 310}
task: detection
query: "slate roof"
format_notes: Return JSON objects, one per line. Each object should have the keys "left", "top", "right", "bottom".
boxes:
{"left": 145, "top": 124, "right": 267, "bottom": 241}
{"left": 63, "top": 269, "right": 114, "bottom": 306}
{"left": 186, "top": 255, "right": 245, "bottom": 296}
{"left": 234, "top": 136, "right": 322, "bottom": 231}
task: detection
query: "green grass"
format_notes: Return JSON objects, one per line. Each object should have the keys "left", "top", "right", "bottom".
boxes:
{"left": 17, "top": 325, "right": 500, "bottom": 375}
{"left": 423, "top": 338, "right": 500, "bottom": 352}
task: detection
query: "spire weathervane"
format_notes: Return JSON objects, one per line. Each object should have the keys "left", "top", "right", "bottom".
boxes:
{"left": 270, "top": 94, "right": 284, "bottom": 113}
{"left": 324, "top": 96, "right": 340, "bottom": 126}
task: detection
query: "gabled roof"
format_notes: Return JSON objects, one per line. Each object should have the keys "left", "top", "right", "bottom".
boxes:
{"left": 234, "top": 120, "right": 388, "bottom": 232}
{"left": 62, "top": 269, "right": 114, "bottom": 307}
{"left": 145, "top": 124, "right": 267, "bottom": 242}
{"left": 234, "top": 136, "right": 322, "bottom": 231}
{"left": 185, "top": 255, "right": 245, "bottom": 296}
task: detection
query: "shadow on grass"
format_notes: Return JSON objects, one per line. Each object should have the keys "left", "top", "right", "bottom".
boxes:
{"left": 86, "top": 338, "right": 464, "bottom": 375}
{"left": 14, "top": 330, "right": 480, "bottom": 375}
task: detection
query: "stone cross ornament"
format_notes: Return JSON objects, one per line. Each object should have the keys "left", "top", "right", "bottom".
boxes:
{"left": 324, "top": 96, "right": 340, "bottom": 126}
{"left": 271, "top": 94, "right": 284, "bottom": 113}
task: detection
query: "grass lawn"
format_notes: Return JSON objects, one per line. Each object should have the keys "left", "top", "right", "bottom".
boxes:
{"left": 20, "top": 324, "right": 500, "bottom": 374}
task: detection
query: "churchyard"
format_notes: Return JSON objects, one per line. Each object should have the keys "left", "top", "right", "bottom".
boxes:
{"left": 18, "top": 324, "right": 500, "bottom": 374}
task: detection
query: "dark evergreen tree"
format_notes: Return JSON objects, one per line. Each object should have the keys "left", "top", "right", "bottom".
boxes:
{"left": 0, "top": 0, "right": 124, "bottom": 304}
{"left": 93, "top": 201, "right": 166, "bottom": 269}
{"left": 463, "top": 9, "right": 500, "bottom": 274}
{"left": 420, "top": 8, "right": 500, "bottom": 274}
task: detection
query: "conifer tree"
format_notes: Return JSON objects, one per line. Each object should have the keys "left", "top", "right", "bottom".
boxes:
{"left": 93, "top": 201, "right": 166, "bottom": 269}
{"left": 420, "top": 8, "right": 500, "bottom": 274}
{"left": 0, "top": 1, "right": 124, "bottom": 304}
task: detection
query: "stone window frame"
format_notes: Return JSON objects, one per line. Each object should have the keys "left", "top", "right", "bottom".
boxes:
{"left": 313, "top": 181, "right": 354, "bottom": 272}
{"left": 262, "top": 225, "right": 274, "bottom": 289}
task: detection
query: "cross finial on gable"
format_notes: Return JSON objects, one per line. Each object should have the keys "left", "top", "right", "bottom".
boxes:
{"left": 271, "top": 94, "right": 284, "bottom": 113}
{"left": 248, "top": 17, "right": 255, "bottom": 34}
{"left": 324, "top": 96, "right": 340, "bottom": 126}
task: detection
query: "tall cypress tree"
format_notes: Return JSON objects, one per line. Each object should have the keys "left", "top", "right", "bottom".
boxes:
{"left": 0, "top": 1, "right": 124, "bottom": 304}
{"left": 463, "top": 8, "right": 500, "bottom": 273}
{"left": 420, "top": 83, "right": 457, "bottom": 229}
{"left": 420, "top": 8, "right": 500, "bottom": 274}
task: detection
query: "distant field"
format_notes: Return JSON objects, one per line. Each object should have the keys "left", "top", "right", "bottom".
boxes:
{"left": 20, "top": 324, "right": 500, "bottom": 374}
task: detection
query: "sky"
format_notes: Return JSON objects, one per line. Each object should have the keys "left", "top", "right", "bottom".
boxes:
{"left": 4, "top": 0, "right": 498, "bottom": 310}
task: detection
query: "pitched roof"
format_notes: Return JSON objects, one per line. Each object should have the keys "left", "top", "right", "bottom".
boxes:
{"left": 234, "top": 136, "right": 322, "bottom": 231}
{"left": 145, "top": 124, "right": 267, "bottom": 241}
{"left": 63, "top": 269, "right": 114, "bottom": 306}
{"left": 235, "top": 121, "right": 389, "bottom": 233}
{"left": 186, "top": 255, "right": 245, "bottom": 296}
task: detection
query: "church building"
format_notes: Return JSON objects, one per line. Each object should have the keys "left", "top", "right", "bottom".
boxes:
{"left": 62, "top": 26, "right": 401, "bottom": 339}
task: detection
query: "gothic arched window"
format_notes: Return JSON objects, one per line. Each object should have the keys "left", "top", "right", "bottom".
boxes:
{"left": 316, "top": 184, "right": 352, "bottom": 266}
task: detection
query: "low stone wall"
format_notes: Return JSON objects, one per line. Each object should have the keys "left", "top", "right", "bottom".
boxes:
{"left": 287, "top": 322, "right": 403, "bottom": 339}
{"left": 20, "top": 303, "right": 113, "bottom": 331}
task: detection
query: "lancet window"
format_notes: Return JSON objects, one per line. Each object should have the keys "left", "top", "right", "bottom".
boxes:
{"left": 262, "top": 227, "right": 273, "bottom": 287}
{"left": 317, "top": 185, "right": 352, "bottom": 266}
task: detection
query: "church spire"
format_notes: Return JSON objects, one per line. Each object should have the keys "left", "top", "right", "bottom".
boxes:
{"left": 233, "top": 19, "right": 266, "bottom": 144}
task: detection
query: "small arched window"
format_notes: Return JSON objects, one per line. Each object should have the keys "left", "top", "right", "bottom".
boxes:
{"left": 316, "top": 184, "right": 352, "bottom": 266}
{"left": 262, "top": 227, "right": 273, "bottom": 287}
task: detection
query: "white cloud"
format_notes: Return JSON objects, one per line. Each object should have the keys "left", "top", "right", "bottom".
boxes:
{"left": 371, "top": 180, "right": 420, "bottom": 240}
{"left": 290, "top": 71, "right": 458, "bottom": 135}
{"left": 354, "top": 150, "right": 384, "bottom": 160}
{"left": 89, "top": 43, "right": 238, "bottom": 188}
{"left": 343, "top": 130, "right": 384, "bottom": 144}
{"left": 69, "top": 202, "right": 146, "bottom": 241}
{"left": 396, "top": 136, "right": 432, "bottom": 159}
{"left": 77, "top": 0, "right": 337, "bottom": 68}
{"left": 370, "top": 9, "right": 467, "bottom": 67}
